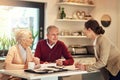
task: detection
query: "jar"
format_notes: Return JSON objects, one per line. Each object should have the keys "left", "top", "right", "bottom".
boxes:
{"left": 60, "top": 7, "right": 66, "bottom": 19}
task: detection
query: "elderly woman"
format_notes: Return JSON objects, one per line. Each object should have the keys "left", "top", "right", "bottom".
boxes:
{"left": 0, "top": 29, "right": 40, "bottom": 80}
{"left": 5, "top": 29, "right": 40, "bottom": 69}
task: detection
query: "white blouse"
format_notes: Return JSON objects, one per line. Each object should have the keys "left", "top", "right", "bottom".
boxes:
{"left": 18, "top": 44, "right": 27, "bottom": 63}
{"left": 93, "top": 36, "right": 98, "bottom": 60}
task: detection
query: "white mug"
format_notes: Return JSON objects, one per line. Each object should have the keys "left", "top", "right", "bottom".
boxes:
{"left": 28, "top": 62, "right": 35, "bottom": 70}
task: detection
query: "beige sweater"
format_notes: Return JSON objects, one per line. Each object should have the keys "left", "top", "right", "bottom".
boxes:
{"left": 4, "top": 45, "right": 39, "bottom": 70}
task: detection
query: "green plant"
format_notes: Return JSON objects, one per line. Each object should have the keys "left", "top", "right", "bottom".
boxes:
{"left": 0, "top": 35, "right": 9, "bottom": 50}
{"left": 30, "top": 26, "right": 39, "bottom": 50}
{"left": 0, "top": 35, "right": 16, "bottom": 56}
{"left": 7, "top": 37, "right": 16, "bottom": 49}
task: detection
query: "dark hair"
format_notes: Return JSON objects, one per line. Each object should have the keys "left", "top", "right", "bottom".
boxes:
{"left": 85, "top": 19, "right": 105, "bottom": 34}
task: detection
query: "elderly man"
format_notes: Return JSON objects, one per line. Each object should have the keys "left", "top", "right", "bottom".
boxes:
{"left": 35, "top": 25, "right": 74, "bottom": 66}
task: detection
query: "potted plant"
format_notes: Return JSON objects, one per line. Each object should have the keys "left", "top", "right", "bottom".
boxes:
{"left": 30, "top": 25, "right": 39, "bottom": 50}
{"left": 0, "top": 35, "right": 16, "bottom": 56}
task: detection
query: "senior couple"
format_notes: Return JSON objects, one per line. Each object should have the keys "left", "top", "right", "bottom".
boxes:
{"left": 1, "top": 19, "right": 120, "bottom": 80}
{"left": 5, "top": 25, "right": 74, "bottom": 69}
{"left": 0, "top": 25, "right": 74, "bottom": 80}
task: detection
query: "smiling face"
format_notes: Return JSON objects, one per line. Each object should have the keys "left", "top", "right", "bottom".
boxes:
{"left": 22, "top": 32, "right": 33, "bottom": 47}
{"left": 47, "top": 26, "right": 59, "bottom": 45}
{"left": 15, "top": 29, "right": 33, "bottom": 49}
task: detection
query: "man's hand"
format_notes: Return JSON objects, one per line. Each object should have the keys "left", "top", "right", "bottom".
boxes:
{"left": 56, "top": 59, "right": 63, "bottom": 66}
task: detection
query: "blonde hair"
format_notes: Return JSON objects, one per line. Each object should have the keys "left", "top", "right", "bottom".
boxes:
{"left": 15, "top": 29, "right": 32, "bottom": 43}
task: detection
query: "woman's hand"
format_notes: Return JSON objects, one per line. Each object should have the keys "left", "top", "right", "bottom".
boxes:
{"left": 34, "top": 64, "right": 41, "bottom": 69}
{"left": 24, "top": 63, "right": 28, "bottom": 69}
{"left": 75, "top": 62, "right": 86, "bottom": 70}
{"left": 33, "top": 57, "right": 41, "bottom": 69}
{"left": 33, "top": 57, "right": 40, "bottom": 64}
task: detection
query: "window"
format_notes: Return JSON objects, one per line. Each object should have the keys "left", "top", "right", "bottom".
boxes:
{"left": 0, "top": 0, "right": 44, "bottom": 51}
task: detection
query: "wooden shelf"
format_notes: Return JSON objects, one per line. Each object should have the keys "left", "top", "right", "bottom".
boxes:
{"left": 57, "top": 2, "right": 95, "bottom": 7}
{"left": 56, "top": 19, "right": 87, "bottom": 22}
{"left": 59, "top": 35, "right": 87, "bottom": 38}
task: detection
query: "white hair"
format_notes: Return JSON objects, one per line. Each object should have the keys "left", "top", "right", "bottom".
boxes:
{"left": 15, "top": 29, "right": 32, "bottom": 43}
{"left": 47, "top": 25, "right": 58, "bottom": 34}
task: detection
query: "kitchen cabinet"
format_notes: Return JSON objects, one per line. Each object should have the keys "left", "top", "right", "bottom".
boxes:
{"left": 56, "top": 1, "right": 95, "bottom": 48}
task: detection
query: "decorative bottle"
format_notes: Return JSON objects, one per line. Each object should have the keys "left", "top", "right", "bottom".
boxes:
{"left": 60, "top": 7, "right": 66, "bottom": 19}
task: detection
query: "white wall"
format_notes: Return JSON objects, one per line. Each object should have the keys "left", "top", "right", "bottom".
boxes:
{"left": 23, "top": 0, "right": 119, "bottom": 48}
{"left": 118, "top": 0, "right": 120, "bottom": 49}
{"left": 92, "top": 0, "right": 118, "bottom": 45}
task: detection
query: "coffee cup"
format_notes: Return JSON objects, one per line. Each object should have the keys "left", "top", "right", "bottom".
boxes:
{"left": 28, "top": 62, "right": 35, "bottom": 70}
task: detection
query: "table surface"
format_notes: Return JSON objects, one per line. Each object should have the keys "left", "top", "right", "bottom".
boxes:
{"left": 0, "top": 65, "right": 98, "bottom": 80}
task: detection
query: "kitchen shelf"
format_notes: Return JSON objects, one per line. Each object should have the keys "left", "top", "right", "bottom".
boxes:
{"left": 56, "top": 1, "right": 95, "bottom": 47}
{"left": 56, "top": 19, "right": 87, "bottom": 22}
{"left": 59, "top": 35, "right": 87, "bottom": 38}
{"left": 57, "top": 2, "right": 95, "bottom": 7}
